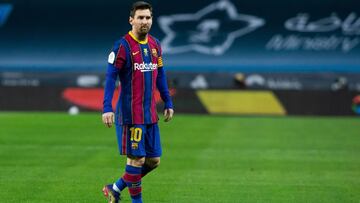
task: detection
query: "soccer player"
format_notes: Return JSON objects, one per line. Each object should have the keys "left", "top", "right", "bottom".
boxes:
{"left": 101, "top": 1, "right": 174, "bottom": 203}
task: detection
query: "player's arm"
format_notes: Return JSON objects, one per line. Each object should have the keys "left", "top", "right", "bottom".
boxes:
{"left": 102, "top": 42, "right": 126, "bottom": 128}
{"left": 156, "top": 66, "right": 174, "bottom": 122}
{"left": 154, "top": 39, "right": 174, "bottom": 122}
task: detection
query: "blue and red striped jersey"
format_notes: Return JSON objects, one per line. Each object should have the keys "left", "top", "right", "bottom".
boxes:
{"left": 103, "top": 32, "right": 173, "bottom": 125}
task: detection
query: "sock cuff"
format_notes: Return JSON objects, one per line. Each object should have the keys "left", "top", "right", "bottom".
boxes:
{"left": 126, "top": 165, "right": 142, "bottom": 174}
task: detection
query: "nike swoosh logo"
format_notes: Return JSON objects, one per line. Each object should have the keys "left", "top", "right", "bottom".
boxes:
{"left": 132, "top": 51, "right": 139, "bottom": 56}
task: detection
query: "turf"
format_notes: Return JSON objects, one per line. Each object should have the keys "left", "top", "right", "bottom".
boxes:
{"left": 0, "top": 112, "right": 359, "bottom": 202}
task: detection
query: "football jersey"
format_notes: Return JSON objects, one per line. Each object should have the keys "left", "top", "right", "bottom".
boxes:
{"left": 103, "top": 32, "right": 173, "bottom": 125}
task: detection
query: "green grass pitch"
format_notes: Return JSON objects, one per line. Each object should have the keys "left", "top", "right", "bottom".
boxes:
{"left": 0, "top": 112, "right": 359, "bottom": 202}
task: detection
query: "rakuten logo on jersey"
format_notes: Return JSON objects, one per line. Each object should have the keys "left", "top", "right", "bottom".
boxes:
{"left": 134, "top": 62, "right": 158, "bottom": 72}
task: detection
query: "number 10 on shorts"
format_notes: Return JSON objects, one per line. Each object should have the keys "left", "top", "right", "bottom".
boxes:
{"left": 130, "top": 127, "right": 142, "bottom": 142}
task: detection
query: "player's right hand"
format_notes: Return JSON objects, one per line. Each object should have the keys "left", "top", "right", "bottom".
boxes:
{"left": 102, "top": 112, "right": 115, "bottom": 128}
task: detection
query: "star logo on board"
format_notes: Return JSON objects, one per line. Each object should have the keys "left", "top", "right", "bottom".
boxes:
{"left": 158, "top": 0, "right": 265, "bottom": 55}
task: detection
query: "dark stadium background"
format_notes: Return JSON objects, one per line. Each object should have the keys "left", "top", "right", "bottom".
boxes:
{"left": 0, "top": 0, "right": 360, "bottom": 115}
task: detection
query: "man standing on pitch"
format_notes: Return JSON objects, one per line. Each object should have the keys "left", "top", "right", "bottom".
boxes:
{"left": 101, "top": 1, "right": 174, "bottom": 203}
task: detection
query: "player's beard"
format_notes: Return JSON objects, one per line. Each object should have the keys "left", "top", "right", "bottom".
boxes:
{"left": 139, "top": 25, "right": 150, "bottom": 35}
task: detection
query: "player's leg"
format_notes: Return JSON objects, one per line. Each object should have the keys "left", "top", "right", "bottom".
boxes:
{"left": 118, "top": 125, "right": 146, "bottom": 203}
{"left": 122, "top": 156, "right": 145, "bottom": 203}
{"left": 117, "top": 124, "right": 161, "bottom": 203}
{"left": 117, "top": 123, "right": 162, "bottom": 180}
{"left": 111, "top": 125, "right": 130, "bottom": 195}
{"left": 141, "top": 123, "right": 162, "bottom": 176}
{"left": 104, "top": 124, "right": 160, "bottom": 202}
{"left": 112, "top": 151, "right": 160, "bottom": 200}
{"left": 103, "top": 124, "right": 129, "bottom": 203}
{"left": 112, "top": 157, "right": 159, "bottom": 193}
{"left": 105, "top": 157, "right": 145, "bottom": 203}
{"left": 141, "top": 157, "right": 160, "bottom": 177}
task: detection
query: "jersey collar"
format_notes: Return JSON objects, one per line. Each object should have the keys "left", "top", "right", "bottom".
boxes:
{"left": 129, "top": 31, "right": 148, "bottom": 44}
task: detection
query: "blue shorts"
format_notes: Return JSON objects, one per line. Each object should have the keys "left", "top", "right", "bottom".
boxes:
{"left": 115, "top": 123, "right": 162, "bottom": 157}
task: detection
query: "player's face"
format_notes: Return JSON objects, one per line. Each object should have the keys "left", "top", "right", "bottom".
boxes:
{"left": 130, "top": 9, "right": 153, "bottom": 36}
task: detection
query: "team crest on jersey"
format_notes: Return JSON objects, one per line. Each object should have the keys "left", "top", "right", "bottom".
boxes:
{"left": 143, "top": 48, "right": 148, "bottom": 56}
{"left": 151, "top": 48, "right": 158, "bottom": 57}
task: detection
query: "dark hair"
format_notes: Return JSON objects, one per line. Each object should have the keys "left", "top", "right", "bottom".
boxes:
{"left": 130, "top": 1, "right": 153, "bottom": 17}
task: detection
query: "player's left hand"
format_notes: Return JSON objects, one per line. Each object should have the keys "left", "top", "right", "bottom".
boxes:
{"left": 164, "top": 108, "right": 174, "bottom": 122}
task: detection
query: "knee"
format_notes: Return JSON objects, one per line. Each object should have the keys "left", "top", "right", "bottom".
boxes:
{"left": 127, "top": 156, "right": 145, "bottom": 167}
{"left": 146, "top": 157, "right": 160, "bottom": 168}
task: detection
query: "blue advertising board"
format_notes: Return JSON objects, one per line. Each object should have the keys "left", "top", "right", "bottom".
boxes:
{"left": 0, "top": 0, "right": 359, "bottom": 72}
